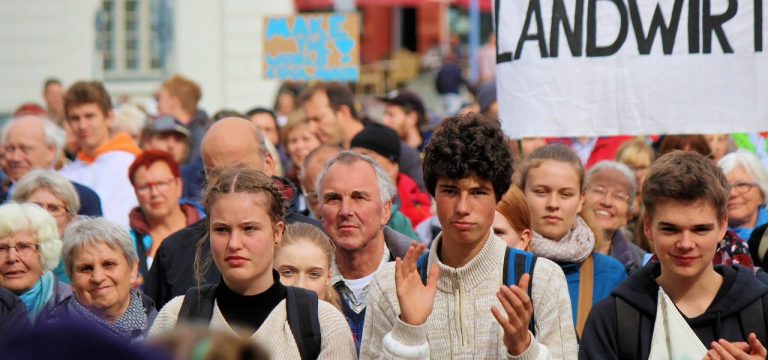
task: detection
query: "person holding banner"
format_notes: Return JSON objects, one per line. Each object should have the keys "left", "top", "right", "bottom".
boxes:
{"left": 517, "top": 144, "right": 627, "bottom": 338}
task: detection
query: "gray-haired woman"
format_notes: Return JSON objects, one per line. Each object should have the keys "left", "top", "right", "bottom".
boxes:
{"left": 0, "top": 203, "right": 71, "bottom": 324}
{"left": 51, "top": 218, "right": 156, "bottom": 343}
{"left": 13, "top": 169, "right": 81, "bottom": 283}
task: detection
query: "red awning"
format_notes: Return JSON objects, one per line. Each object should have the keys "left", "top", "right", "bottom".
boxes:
{"left": 295, "top": 0, "right": 492, "bottom": 12}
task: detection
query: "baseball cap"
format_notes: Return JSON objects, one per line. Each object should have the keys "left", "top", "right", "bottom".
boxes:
{"left": 378, "top": 90, "right": 426, "bottom": 120}
{"left": 149, "top": 116, "right": 191, "bottom": 138}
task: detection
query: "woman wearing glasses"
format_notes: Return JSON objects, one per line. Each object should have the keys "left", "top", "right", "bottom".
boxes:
{"left": 128, "top": 150, "right": 204, "bottom": 278}
{"left": 719, "top": 151, "right": 768, "bottom": 269}
{"left": 718, "top": 151, "right": 768, "bottom": 241}
{"left": 0, "top": 202, "right": 70, "bottom": 324}
{"left": 12, "top": 169, "right": 80, "bottom": 284}
{"left": 582, "top": 161, "right": 648, "bottom": 274}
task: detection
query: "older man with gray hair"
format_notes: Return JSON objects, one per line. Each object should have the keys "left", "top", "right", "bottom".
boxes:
{"left": 315, "top": 150, "right": 411, "bottom": 351}
{"left": 0, "top": 114, "right": 101, "bottom": 216}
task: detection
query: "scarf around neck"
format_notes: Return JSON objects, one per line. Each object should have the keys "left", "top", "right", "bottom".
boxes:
{"left": 20, "top": 271, "right": 54, "bottom": 322}
{"left": 532, "top": 215, "right": 595, "bottom": 263}
{"left": 68, "top": 288, "right": 148, "bottom": 343}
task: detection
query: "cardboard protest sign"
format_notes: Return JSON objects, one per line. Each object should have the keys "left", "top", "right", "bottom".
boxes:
{"left": 264, "top": 13, "right": 359, "bottom": 81}
{"left": 496, "top": 0, "right": 767, "bottom": 138}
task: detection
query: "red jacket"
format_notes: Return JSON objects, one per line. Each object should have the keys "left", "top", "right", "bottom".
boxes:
{"left": 397, "top": 173, "right": 432, "bottom": 227}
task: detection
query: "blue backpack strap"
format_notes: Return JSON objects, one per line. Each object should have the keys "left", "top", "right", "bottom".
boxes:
{"left": 503, "top": 248, "right": 538, "bottom": 336}
{"left": 417, "top": 252, "right": 430, "bottom": 286}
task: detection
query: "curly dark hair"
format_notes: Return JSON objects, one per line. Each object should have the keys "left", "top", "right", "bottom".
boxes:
{"left": 423, "top": 113, "right": 513, "bottom": 201}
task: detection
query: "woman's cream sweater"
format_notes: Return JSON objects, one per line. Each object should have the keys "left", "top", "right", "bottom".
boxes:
{"left": 360, "top": 233, "right": 578, "bottom": 360}
{"left": 149, "top": 295, "right": 356, "bottom": 359}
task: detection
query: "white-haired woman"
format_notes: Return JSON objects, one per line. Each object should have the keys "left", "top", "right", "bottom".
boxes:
{"left": 51, "top": 218, "right": 156, "bottom": 343}
{"left": 583, "top": 161, "right": 648, "bottom": 273}
{"left": 718, "top": 151, "right": 768, "bottom": 240}
{"left": 0, "top": 203, "right": 71, "bottom": 323}
{"left": 13, "top": 169, "right": 81, "bottom": 283}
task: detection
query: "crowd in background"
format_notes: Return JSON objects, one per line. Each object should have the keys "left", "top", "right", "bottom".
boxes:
{"left": 0, "top": 36, "right": 767, "bottom": 359}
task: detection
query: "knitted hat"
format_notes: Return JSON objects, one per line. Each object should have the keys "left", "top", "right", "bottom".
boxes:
{"left": 350, "top": 123, "right": 401, "bottom": 163}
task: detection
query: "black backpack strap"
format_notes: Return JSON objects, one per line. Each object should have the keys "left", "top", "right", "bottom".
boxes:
{"left": 286, "top": 286, "right": 322, "bottom": 360}
{"left": 417, "top": 252, "right": 430, "bottom": 286}
{"left": 616, "top": 296, "right": 640, "bottom": 359}
{"left": 178, "top": 284, "right": 217, "bottom": 323}
{"left": 740, "top": 296, "right": 766, "bottom": 346}
{"left": 503, "top": 248, "right": 538, "bottom": 336}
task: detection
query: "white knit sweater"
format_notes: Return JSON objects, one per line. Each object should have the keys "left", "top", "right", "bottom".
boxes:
{"left": 149, "top": 296, "right": 356, "bottom": 359}
{"left": 360, "top": 233, "right": 578, "bottom": 360}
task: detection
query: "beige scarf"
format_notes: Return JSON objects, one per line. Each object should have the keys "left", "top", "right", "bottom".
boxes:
{"left": 531, "top": 215, "right": 595, "bottom": 262}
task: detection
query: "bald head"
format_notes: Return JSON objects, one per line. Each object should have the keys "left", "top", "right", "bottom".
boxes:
{"left": 201, "top": 117, "right": 274, "bottom": 180}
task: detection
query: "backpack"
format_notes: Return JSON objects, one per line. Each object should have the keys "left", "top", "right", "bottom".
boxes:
{"left": 416, "top": 247, "right": 538, "bottom": 335}
{"left": 178, "top": 284, "right": 322, "bottom": 360}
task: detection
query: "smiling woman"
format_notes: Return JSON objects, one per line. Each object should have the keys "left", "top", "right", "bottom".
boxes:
{"left": 0, "top": 203, "right": 69, "bottom": 324}
{"left": 51, "top": 218, "right": 156, "bottom": 343}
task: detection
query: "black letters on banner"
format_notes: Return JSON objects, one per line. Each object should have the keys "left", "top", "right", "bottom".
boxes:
{"left": 689, "top": 0, "right": 701, "bottom": 53}
{"left": 756, "top": 0, "right": 763, "bottom": 51}
{"left": 551, "top": 0, "right": 584, "bottom": 57}
{"left": 587, "top": 0, "right": 629, "bottom": 56}
{"left": 629, "top": 0, "right": 685, "bottom": 54}
{"left": 515, "top": 0, "right": 550, "bottom": 59}
{"left": 495, "top": 0, "right": 762, "bottom": 62}
{"left": 703, "top": 0, "right": 738, "bottom": 53}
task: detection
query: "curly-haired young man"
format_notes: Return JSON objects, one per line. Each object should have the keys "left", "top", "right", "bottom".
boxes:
{"left": 360, "top": 113, "right": 577, "bottom": 359}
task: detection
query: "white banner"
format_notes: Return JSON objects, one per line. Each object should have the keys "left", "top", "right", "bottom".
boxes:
{"left": 496, "top": 0, "right": 768, "bottom": 138}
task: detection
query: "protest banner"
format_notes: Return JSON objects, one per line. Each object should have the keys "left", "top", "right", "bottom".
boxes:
{"left": 495, "top": 0, "right": 767, "bottom": 138}
{"left": 264, "top": 13, "right": 359, "bottom": 82}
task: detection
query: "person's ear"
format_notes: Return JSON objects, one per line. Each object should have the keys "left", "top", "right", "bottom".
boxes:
{"left": 381, "top": 200, "right": 392, "bottom": 226}
{"left": 273, "top": 221, "right": 285, "bottom": 246}
{"left": 518, "top": 229, "right": 533, "bottom": 251}
{"left": 577, "top": 191, "right": 585, "bottom": 213}
{"left": 263, "top": 152, "right": 276, "bottom": 177}
{"left": 643, "top": 214, "right": 654, "bottom": 247}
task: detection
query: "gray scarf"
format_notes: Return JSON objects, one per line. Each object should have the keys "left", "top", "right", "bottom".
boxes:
{"left": 532, "top": 215, "right": 595, "bottom": 263}
{"left": 68, "top": 289, "right": 148, "bottom": 343}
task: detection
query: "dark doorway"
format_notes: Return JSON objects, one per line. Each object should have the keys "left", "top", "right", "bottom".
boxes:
{"left": 401, "top": 7, "right": 417, "bottom": 52}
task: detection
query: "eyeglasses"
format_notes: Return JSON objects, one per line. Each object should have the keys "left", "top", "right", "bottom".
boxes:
{"left": 0, "top": 242, "right": 40, "bottom": 258}
{"left": 135, "top": 179, "right": 175, "bottom": 195}
{"left": 587, "top": 185, "right": 630, "bottom": 203}
{"left": 31, "top": 202, "right": 69, "bottom": 217}
{"left": 730, "top": 182, "right": 757, "bottom": 194}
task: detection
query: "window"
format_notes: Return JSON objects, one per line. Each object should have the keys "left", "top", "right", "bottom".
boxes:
{"left": 100, "top": 0, "right": 167, "bottom": 79}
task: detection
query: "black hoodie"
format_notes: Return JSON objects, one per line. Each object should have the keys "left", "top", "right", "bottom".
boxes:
{"left": 579, "top": 262, "right": 768, "bottom": 359}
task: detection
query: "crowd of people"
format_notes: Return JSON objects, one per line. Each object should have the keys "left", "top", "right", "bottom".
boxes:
{"left": 0, "top": 71, "right": 767, "bottom": 360}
